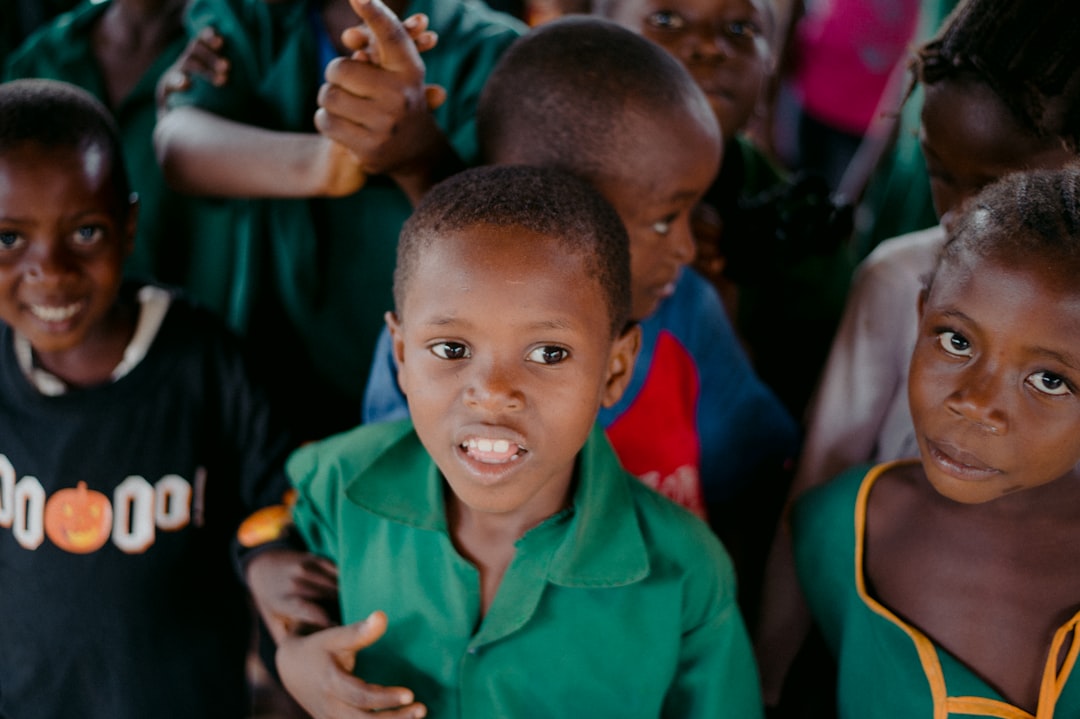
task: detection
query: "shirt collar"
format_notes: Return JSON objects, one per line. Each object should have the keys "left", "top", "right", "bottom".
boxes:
{"left": 344, "top": 421, "right": 650, "bottom": 587}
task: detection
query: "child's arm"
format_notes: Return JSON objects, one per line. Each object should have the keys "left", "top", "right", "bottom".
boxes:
{"left": 277, "top": 611, "right": 427, "bottom": 719}
{"left": 154, "top": 105, "right": 367, "bottom": 198}
{"left": 246, "top": 547, "right": 341, "bottom": 644}
{"left": 314, "top": 0, "right": 460, "bottom": 206}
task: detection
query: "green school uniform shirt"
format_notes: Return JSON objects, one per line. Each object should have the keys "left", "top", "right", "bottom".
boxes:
{"left": 793, "top": 462, "right": 1080, "bottom": 718}
{"left": 289, "top": 419, "right": 765, "bottom": 718}
{"left": 3, "top": 1, "right": 253, "bottom": 324}
{"left": 170, "top": 0, "right": 525, "bottom": 406}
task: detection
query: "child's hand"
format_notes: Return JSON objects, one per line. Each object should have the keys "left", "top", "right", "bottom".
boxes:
{"left": 245, "top": 548, "right": 341, "bottom": 644}
{"left": 341, "top": 11, "right": 439, "bottom": 65}
{"left": 313, "top": 137, "right": 369, "bottom": 197}
{"left": 156, "top": 27, "right": 230, "bottom": 116}
{"left": 314, "top": 0, "right": 451, "bottom": 189}
{"left": 277, "top": 611, "right": 427, "bottom": 719}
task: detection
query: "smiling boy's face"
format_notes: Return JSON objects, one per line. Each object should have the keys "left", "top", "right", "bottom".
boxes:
{"left": 908, "top": 244, "right": 1080, "bottom": 505}
{"left": 603, "top": 0, "right": 772, "bottom": 138}
{"left": 0, "top": 141, "right": 134, "bottom": 359}
{"left": 387, "top": 224, "right": 638, "bottom": 522}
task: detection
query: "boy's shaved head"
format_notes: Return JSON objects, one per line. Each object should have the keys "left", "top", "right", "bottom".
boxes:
{"left": 395, "top": 164, "right": 632, "bottom": 335}
{"left": 0, "top": 78, "right": 131, "bottom": 209}
{"left": 477, "top": 16, "right": 719, "bottom": 185}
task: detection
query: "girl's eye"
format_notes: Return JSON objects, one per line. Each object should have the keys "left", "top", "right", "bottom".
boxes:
{"left": 726, "top": 20, "right": 760, "bottom": 38}
{"left": 526, "top": 346, "right": 569, "bottom": 365}
{"left": 431, "top": 342, "right": 470, "bottom": 360}
{"left": 937, "top": 330, "right": 972, "bottom": 357}
{"left": 72, "top": 225, "right": 105, "bottom": 246}
{"left": 652, "top": 216, "right": 675, "bottom": 236}
{"left": 646, "top": 10, "right": 685, "bottom": 30}
{"left": 0, "top": 231, "right": 22, "bottom": 250}
{"left": 1027, "top": 371, "right": 1073, "bottom": 397}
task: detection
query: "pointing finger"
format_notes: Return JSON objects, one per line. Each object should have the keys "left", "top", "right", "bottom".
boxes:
{"left": 347, "top": 0, "right": 423, "bottom": 71}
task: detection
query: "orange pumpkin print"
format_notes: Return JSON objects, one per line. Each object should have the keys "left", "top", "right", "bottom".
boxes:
{"left": 237, "top": 488, "right": 297, "bottom": 548}
{"left": 44, "top": 481, "right": 113, "bottom": 553}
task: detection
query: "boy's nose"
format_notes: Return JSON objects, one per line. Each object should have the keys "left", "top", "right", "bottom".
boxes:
{"left": 670, "top": 219, "right": 697, "bottom": 266}
{"left": 684, "top": 26, "right": 735, "bottom": 62}
{"left": 24, "top": 242, "right": 77, "bottom": 283}
{"left": 464, "top": 361, "right": 525, "bottom": 413}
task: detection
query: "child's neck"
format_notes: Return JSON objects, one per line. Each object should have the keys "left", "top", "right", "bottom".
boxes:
{"left": 92, "top": 0, "right": 186, "bottom": 106}
{"left": 32, "top": 303, "right": 137, "bottom": 389}
{"left": 446, "top": 489, "right": 572, "bottom": 618}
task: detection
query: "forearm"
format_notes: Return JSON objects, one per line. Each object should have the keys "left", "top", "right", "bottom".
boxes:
{"left": 154, "top": 106, "right": 363, "bottom": 198}
{"left": 387, "top": 127, "right": 464, "bottom": 206}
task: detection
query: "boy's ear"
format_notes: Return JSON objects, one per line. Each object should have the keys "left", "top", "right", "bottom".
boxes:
{"left": 601, "top": 323, "right": 642, "bottom": 409}
{"left": 385, "top": 310, "right": 408, "bottom": 395}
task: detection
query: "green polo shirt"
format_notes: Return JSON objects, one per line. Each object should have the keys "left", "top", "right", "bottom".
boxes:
{"left": 3, "top": 1, "right": 253, "bottom": 324}
{"left": 172, "top": 0, "right": 524, "bottom": 406}
{"left": 289, "top": 420, "right": 764, "bottom": 718}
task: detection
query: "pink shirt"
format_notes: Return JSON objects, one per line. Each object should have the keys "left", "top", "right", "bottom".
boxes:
{"left": 793, "top": 0, "right": 921, "bottom": 134}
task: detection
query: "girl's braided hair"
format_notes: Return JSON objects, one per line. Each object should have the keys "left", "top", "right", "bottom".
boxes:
{"left": 914, "top": 0, "right": 1080, "bottom": 151}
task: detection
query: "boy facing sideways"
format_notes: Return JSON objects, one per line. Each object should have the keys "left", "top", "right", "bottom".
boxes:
{"left": 273, "top": 165, "right": 764, "bottom": 718}
{"left": 794, "top": 167, "right": 1080, "bottom": 716}
{"left": 363, "top": 16, "right": 799, "bottom": 521}
{"left": 0, "top": 79, "right": 294, "bottom": 718}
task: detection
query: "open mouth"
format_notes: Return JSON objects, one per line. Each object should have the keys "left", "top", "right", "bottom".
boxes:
{"left": 28, "top": 301, "right": 83, "bottom": 323}
{"left": 460, "top": 437, "right": 526, "bottom": 465}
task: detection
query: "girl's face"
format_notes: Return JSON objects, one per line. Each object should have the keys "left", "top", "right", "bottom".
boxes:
{"left": 920, "top": 79, "right": 1076, "bottom": 231}
{"left": 908, "top": 244, "right": 1080, "bottom": 505}
{"left": 603, "top": 0, "right": 772, "bottom": 139}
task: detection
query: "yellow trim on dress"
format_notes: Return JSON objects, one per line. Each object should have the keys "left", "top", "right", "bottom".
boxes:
{"left": 851, "top": 461, "right": 1080, "bottom": 719}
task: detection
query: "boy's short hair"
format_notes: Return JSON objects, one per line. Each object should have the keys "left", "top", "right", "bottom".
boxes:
{"left": 932, "top": 166, "right": 1080, "bottom": 288}
{"left": 395, "top": 164, "right": 632, "bottom": 335}
{"left": 0, "top": 78, "right": 131, "bottom": 208}
{"left": 476, "top": 16, "right": 715, "bottom": 184}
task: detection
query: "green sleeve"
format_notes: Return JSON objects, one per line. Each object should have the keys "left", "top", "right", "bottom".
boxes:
{"left": 286, "top": 444, "right": 341, "bottom": 562}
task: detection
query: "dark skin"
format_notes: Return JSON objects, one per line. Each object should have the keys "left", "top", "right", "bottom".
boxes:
{"left": 91, "top": 0, "right": 187, "bottom": 108}
{"left": 865, "top": 251, "right": 1080, "bottom": 711}
{"left": 867, "top": 463, "right": 1080, "bottom": 709}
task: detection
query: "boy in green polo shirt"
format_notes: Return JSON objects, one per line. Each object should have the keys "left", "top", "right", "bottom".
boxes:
{"left": 272, "top": 165, "right": 763, "bottom": 718}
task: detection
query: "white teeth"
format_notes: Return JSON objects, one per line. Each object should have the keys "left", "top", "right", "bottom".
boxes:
{"left": 29, "top": 303, "right": 81, "bottom": 322}
{"left": 477, "top": 439, "right": 493, "bottom": 452}
{"left": 462, "top": 438, "right": 521, "bottom": 455}
{"left": 493, "top": 439, "right": 509, "bottom": 453}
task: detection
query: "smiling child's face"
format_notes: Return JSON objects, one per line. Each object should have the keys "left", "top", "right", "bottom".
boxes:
{"left": 0, "top": 141, "right": 134, "bottom": 359}
{"left": 603, "top": 0, "right": 772, "bottom": 139}
{"left": 388, "top": 223, "right": 638, "bottom": 522}
{"left": 908, "top": 244, "right": 1080, "bottom": 505}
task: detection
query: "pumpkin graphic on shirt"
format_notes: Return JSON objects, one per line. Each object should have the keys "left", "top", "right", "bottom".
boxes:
{"left": 43, "top": 481, "right": 112, "bottom": 553}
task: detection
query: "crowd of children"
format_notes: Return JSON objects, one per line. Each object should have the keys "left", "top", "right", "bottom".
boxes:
{"left": 1, "top": 0, "right": 1079, "bottom": 716}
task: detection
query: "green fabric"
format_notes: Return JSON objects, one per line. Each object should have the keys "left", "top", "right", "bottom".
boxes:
{"left": 3, "top": 1, "right": 254, "bottom": 326}
{"left": 171, "top": 0, "right": 525, "bottom": 400}
{"left": 793, "top": 464, "right": 1080, "bottom": 718}
{"left": 290, "top": 419, "right": 764, "bottom": 718}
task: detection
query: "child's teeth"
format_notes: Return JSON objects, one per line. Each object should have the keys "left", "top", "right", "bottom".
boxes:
{"left": 478, "top": 439, "right": 493, "bottom": 452}
{"left": 493, "top": 439, "right": 509, "bottom": 453}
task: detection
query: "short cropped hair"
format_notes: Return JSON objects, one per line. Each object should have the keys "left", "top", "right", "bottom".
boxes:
{"left": 476, "top": 16, "right": 716, "bottom": 184}
{"left": 395, "top": 165, "right": 632, "bottom": 336}
{"left": 0, "top": 78, "right": 131, "bottom": 209}
{"left": 931, "top": 165, "right": 1080, "bottom": 290}
{"left": 914, "top": 0, "right": 1080, "bottom": 151}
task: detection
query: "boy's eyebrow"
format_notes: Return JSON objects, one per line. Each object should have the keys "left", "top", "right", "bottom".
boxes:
{"left": 1030, "top": 347, "right": 1080, "bottom": 373}
{"left": 420, "top": 316, "right": 578, "bottom": 331}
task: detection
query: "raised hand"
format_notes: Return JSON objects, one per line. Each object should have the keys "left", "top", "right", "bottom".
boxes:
{"left": 155, "top": 26, "right": 229, "bottom": 116}
{"left": 341, "top": 11, "right": 439, "bottom": 65}
{"left": 314, "top": 0, "right": 456, "bottom": 202}
{"left": 245, "top": 548, "right": 341, "bottom": 644}
{"left": 277, "top": 611, "right": 427, "bottom": 719}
